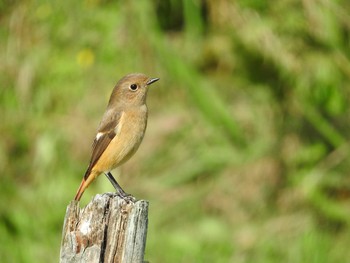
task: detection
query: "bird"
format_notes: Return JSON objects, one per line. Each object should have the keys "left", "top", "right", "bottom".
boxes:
{"left": 74, "top": 73, "right": 159, "bottom": 201}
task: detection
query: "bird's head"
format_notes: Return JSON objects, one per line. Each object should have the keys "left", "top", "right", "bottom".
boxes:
{"left": 109, "top": 73, "right": 159, "bottom": 108}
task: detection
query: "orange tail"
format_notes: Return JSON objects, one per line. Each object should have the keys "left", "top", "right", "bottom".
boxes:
{"left": 74, "top": 170, "right": 99, "bottom": 201}
{"left": 74, "top": 178, "right": 87, "bottom": 201}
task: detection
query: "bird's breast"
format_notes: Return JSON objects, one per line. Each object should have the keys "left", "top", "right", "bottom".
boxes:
{"left": 119, "top": 106, "right": 148, "bottom": 145}
{"left": 103, "top": 105, "right": 148, "bottom": 169}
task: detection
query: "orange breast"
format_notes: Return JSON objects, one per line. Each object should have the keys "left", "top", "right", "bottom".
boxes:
{"left": 92, "top": 107, "right": 147, "bottom": 173}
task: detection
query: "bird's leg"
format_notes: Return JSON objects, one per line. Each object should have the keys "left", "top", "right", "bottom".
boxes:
{"left": 104, "top": 172, "right": 136, "bottom": 202}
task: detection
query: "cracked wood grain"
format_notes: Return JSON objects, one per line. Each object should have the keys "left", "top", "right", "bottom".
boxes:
{"left": 60, "top": 193, "right": 149, "bottom": 263}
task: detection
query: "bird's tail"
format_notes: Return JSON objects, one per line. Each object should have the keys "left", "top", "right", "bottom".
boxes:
{"left": 74, "top": 170, "right": 98, "bottom": 201}
{"left": 74, "top": 178, "right": 87, "bottom": 201}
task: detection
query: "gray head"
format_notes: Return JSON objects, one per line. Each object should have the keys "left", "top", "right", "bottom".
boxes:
{"left": 108, "top": 73, "right": 159, "bottom": 108}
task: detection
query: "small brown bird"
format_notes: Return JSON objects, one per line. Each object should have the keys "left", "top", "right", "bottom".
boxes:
{"left": 74, "top": 73, "right": 159, "bottom": 201}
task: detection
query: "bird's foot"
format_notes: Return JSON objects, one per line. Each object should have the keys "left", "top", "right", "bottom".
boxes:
{"left": 117, "top": 191, "right": 137, "bottom": 203}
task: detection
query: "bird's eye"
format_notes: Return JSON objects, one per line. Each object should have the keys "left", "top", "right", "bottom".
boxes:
{"left": 129, "top": 84, "right": 138, "bottom": 91}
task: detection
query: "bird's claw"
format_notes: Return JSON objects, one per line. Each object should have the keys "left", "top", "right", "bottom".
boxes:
{"left": 118, "top": 192, "right": 137, "bottom": 203}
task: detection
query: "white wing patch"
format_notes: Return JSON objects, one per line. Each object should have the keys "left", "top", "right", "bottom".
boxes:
{"left": 95, "top": 132, "right": 104, "bottom": 141}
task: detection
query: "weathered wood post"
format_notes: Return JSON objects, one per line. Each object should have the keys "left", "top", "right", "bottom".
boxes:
{"left": 60, "top": 193, "right": 149, "bottom": 263}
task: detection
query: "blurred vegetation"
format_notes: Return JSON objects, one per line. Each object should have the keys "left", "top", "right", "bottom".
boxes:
{"left": 1, "top": 0, "right": 350, "bottom": 262}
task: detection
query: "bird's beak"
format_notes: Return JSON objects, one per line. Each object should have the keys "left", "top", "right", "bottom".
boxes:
{"left": 146, "top": 78, "right": 160, "bottom": 85}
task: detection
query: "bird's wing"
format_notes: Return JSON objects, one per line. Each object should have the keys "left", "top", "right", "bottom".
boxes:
{"left": 84, "top": 110, "right": 123, "bottom": 179}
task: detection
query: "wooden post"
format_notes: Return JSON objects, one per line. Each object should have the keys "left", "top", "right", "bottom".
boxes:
{"left": 60, "top": 193, "right": 149, "bottom": 263}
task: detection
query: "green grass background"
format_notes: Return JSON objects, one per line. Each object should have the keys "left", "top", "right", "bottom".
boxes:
{"left": 1, "top": 0, "right": 350, "bottom": 262}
